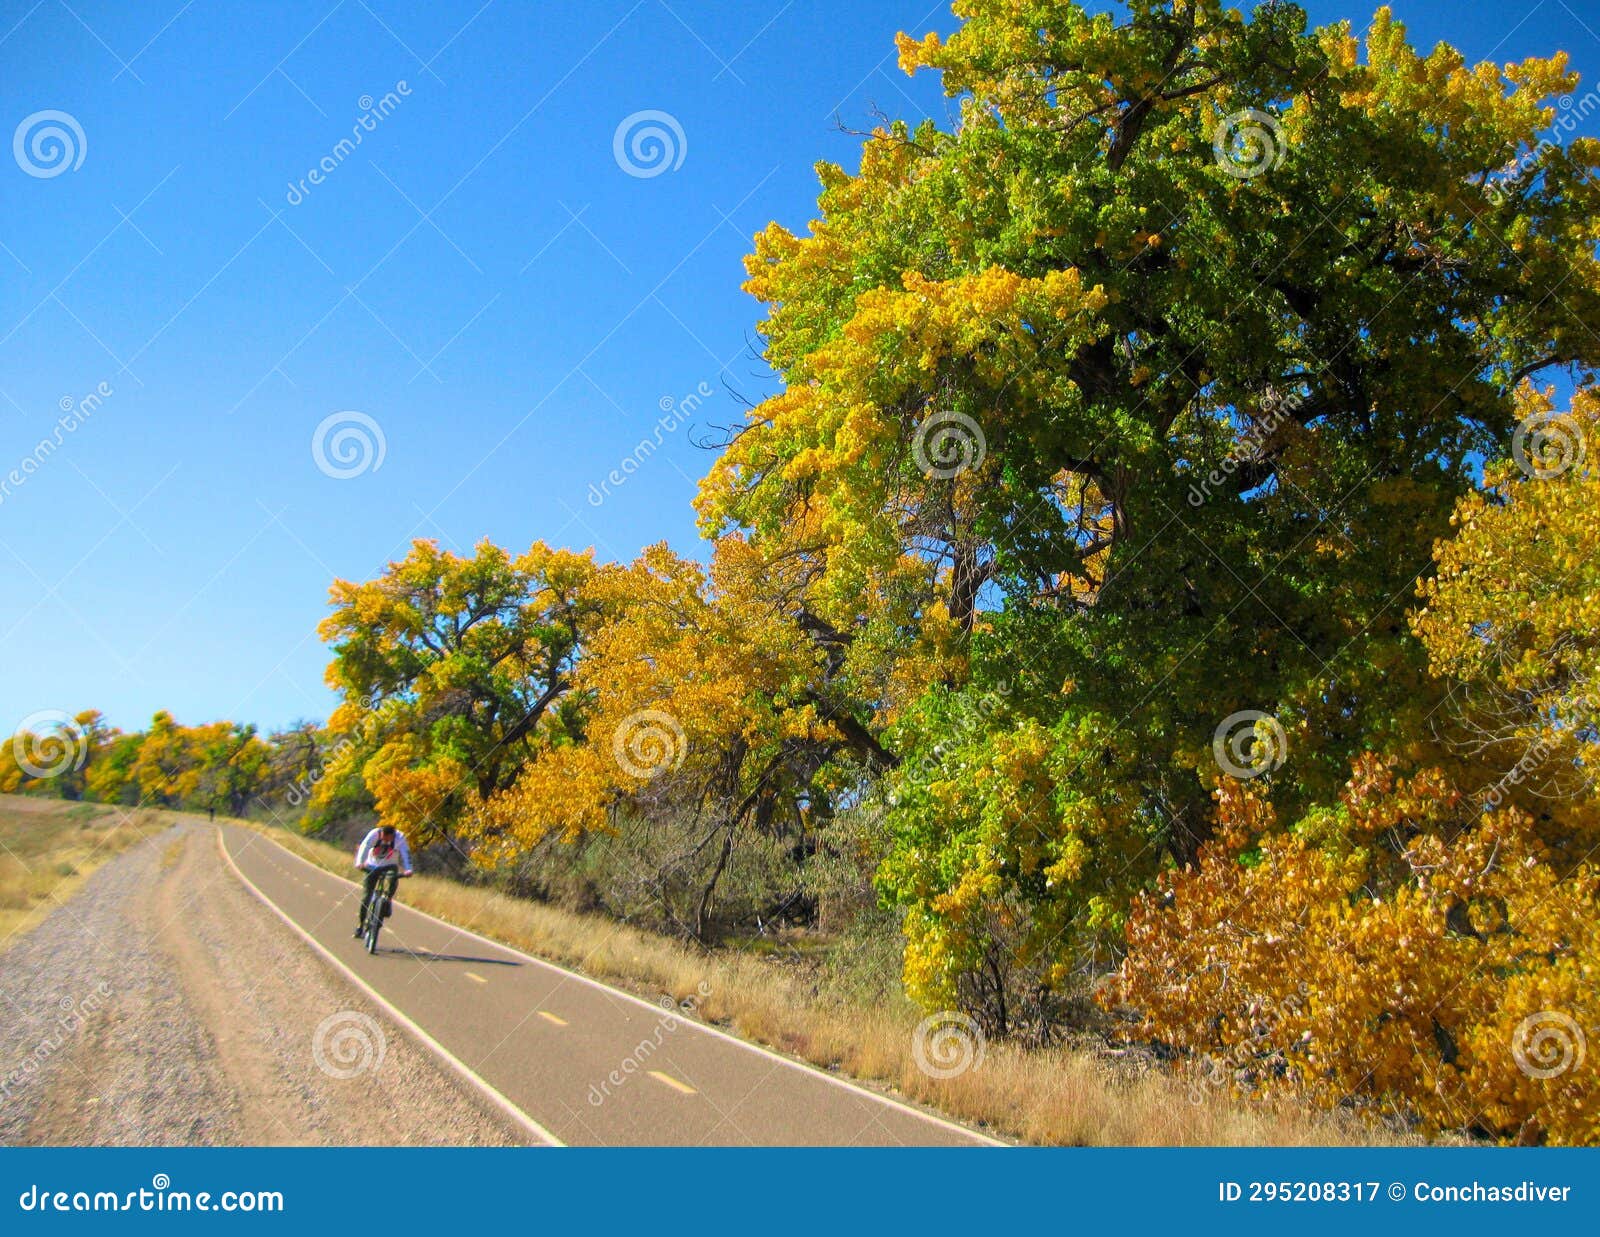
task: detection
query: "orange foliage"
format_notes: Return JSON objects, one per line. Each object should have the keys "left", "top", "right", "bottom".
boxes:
{"left": 1110, "top": 758, "right": 1598, "bottom": 1143}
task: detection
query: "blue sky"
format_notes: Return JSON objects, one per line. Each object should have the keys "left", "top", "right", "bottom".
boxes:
{"left": 2, "top": 0, "right": 1597, "bottom": 735}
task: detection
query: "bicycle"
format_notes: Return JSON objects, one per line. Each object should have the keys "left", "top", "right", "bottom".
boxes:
{"left": 361, "top": 868, "right": 406, "bottom": 955}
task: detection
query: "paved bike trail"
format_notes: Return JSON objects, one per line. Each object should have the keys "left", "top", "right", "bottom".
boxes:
{"left": 218, "top": 824, "right": 998, "bottom": 1147}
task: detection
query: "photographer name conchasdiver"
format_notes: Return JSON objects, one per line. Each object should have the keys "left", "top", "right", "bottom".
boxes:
{"left": 1413, "top": 1182, "right": 1572, "bottom": 1204}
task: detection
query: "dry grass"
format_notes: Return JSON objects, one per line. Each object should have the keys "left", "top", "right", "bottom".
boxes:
{"left": 0, "top": 795, "right": 169, "bottom": 950}
{"left": 0, "top": 794, "right": 1416, "bottom": 1143}
{"left": 246, "top": 818, "right": 1415, "bottom": 1147}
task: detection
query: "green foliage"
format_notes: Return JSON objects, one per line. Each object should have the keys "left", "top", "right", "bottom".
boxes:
{"left": 700, "top": 0, "right": 1600, "bottom": 1030}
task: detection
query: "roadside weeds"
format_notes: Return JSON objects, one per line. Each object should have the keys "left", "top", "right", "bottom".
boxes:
{"left": 0, "top": 799, "right": 167, "bottom": 951}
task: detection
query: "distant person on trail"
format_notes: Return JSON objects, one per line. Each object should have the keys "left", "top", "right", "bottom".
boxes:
{"left": 354, "top": 823, "right": 413, "bottom": 938}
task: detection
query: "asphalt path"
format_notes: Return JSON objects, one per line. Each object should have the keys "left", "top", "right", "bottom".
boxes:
{"left": 218, "top": 824, "right": 998, "bottom": 1147}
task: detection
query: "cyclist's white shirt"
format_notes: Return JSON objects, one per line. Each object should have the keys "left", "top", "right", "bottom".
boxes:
{"left": 355, "top": 828, "right": 412, "bottom": 871}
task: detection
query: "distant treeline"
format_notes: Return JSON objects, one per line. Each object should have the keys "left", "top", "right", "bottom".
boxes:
{"left": 2, "top": 710, "right": 348, "bottom": 823}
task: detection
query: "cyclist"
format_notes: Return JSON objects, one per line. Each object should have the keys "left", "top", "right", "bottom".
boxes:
{"left": 353, "top": 823, "right": 413, "bottom": 938}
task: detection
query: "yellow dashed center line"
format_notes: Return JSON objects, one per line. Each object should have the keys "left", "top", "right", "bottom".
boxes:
{"left": 464, "top": 972, "right": 488, "bottom": 984}
{"left": 647, "top": 1070, "right": 696, "bottom": 1095}
{"left": 537, "top": 1011, "right": 568, "bottom": 1027}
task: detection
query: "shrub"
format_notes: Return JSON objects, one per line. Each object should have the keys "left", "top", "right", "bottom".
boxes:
{"left": 1108, "top": 763, "right": 1598, "bottom": 1144}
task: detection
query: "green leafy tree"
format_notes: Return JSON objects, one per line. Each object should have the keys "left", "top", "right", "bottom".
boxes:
{"left": 699, "top": 0, "right": 1600, "bottom": 1023}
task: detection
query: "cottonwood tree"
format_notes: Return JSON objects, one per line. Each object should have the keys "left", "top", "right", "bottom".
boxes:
{"left": 698, "top": 0, "right": 1600, "bottom": 1021}
{"left": 468, "top": 539, "right": 906, "bottom": 939}
{"left": 313, "top": 539, "right": 597, "bottom": 852}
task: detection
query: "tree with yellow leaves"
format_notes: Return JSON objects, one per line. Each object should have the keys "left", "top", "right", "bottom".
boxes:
{"left": 0, "top": 710, "right": 113, "bottom": 800}
{"left": 1111, "top": 384, "right": 1599, "bottom": 1141}
{"left": 468, "top": 537, "right": 906, "bottom": 938}
{"left": 313, "top": 539, "right": 597, "bottom": 850}
{"left": 720, "top": 0, "right": 1600, "bottom": 1030}
{"left": 123, "top": 712, "right": 271, "bottom": 812}
{"left": 1412, "top": 384, "right": 1600, "bottom": 859}
{"left": 1110, "top": 759, "right": 1597, "bottom": 1143}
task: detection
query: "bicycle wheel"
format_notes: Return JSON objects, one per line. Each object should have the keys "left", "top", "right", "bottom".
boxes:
{"left": 365, "top": 870, "right": 397, "bottom": 954}
{"left": 364, "top": 888, "right": 382, "bottom": 953}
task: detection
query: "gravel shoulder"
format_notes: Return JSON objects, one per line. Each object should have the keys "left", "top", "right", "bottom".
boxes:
{"left": 0, "top": 819, "right": 526, "bottom": 1146}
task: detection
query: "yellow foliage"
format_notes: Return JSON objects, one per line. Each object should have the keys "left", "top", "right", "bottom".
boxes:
{"left": 1111, "top": 759, "right": 1599, "bottom": 1144}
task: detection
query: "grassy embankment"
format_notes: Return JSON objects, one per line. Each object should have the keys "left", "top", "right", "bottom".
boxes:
{"left": 238, "top": 815, "right": 1415, "bottom": 1147}
{"left": 0, "top": 796, "right": 166, "bottom": 949}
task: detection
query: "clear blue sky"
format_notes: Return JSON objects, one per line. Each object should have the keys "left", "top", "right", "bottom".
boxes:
{"left": 2, "top": 0, "right": 1596, "bottom": 735}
